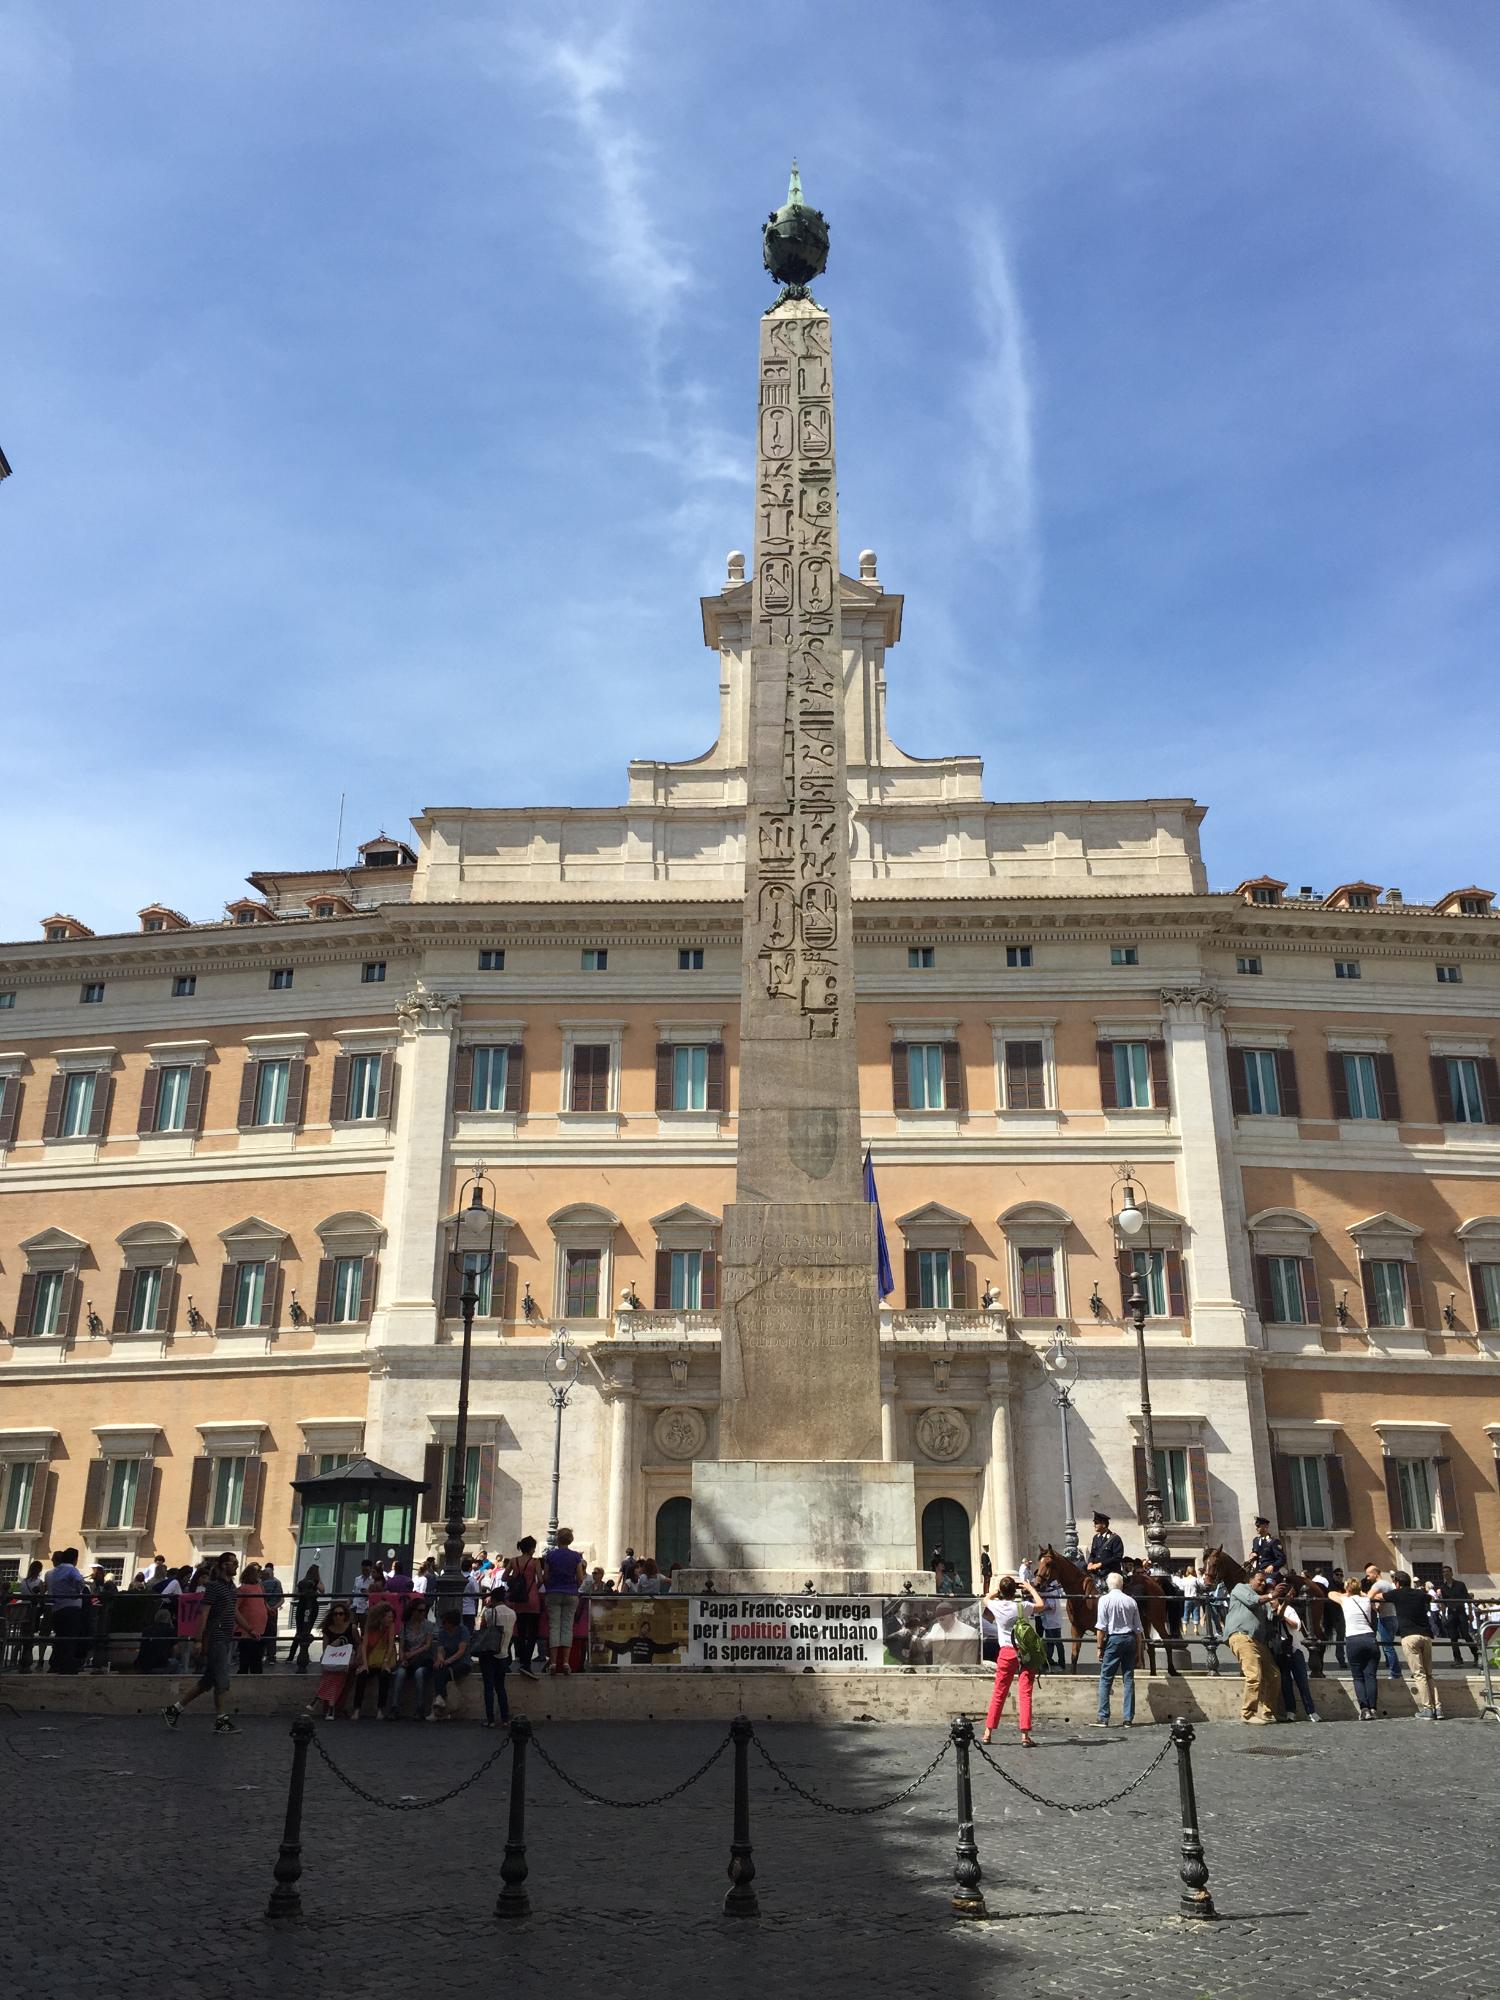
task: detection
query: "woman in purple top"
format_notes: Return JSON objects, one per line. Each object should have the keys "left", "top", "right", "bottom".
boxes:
{"left": 541, "top": 1528, "right": 586, "bottom": 1675}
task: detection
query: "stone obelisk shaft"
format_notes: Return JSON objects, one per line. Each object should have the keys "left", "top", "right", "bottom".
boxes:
{"left": 717, "top": 296, "right": 882, "bottom": 1463}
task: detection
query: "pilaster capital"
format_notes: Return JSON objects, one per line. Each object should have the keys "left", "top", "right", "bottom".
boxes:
{"left": 1158, "top": 984, "right": 1225, "bottom": 1027}
{"left": 396, "top": 982, "right": 460, "bottom": 1036}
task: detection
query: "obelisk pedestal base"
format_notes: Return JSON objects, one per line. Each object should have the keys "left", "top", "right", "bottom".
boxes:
{"left": 688, "top": 1460, "right": 926, "bottom": 1594}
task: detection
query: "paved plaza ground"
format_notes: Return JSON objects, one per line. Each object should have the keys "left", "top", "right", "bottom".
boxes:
{"left": 4, "top": 1706, "right": 1496, "bottom": 1998}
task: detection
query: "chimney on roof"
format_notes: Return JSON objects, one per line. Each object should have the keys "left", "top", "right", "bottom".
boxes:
{"left": 1384, "top": 887, "right": 1403, "bottom": 905}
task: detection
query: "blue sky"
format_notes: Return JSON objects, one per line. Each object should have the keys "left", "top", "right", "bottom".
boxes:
{"left": 3, "top": 0, "right": 1498, "bottom": 936}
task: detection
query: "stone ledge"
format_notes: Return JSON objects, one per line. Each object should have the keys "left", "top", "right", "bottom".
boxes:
{"left": 4, "top": 1668, "right": 1490, "bottom": 1726}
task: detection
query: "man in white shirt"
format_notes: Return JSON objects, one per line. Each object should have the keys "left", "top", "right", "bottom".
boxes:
{"left": 1094, "top": 1572, "right": 1144, "bottom": 1726}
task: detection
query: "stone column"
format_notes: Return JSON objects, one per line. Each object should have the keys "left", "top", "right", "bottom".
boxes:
{"left": 880, "top": 1362, "right": 896, "bottom": 1463}
{"left": 1160, "top": 986, "right": 1253, "bottom": 1349}
{"left": 369, "top": 983, "right": 458, "bottom": 1350}
{"left": 603, "top": 1371, "right": 637, "bottom": 1567}
{"left": 985, "top": 1360, "right": 1019, "bottom": 1575}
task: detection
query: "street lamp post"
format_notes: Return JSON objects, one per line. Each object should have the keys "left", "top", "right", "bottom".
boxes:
{"left": 1039, "top": 1324, "right": 1081, "bottom": 1561}
{"left": 1112, "top": 1167, "right": 1172, "bottom": 1576}
{"left": 440, "top": 1170, "right": 497, "bottom": 1620}
{"left": 544, "top": 1326, "right": 585, "bottom": 1551}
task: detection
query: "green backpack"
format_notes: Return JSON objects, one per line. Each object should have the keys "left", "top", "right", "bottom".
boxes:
{"left": 1013, "top": 1614, "right": 1047, "bottom": 1672}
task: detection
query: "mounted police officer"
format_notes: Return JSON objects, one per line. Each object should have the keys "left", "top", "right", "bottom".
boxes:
{"left": 1249, "top": 1517, "right": 1286, "bottom": 1579}
{"left": 1085, "top": 1511, "right": 1125, "bottom": 1580}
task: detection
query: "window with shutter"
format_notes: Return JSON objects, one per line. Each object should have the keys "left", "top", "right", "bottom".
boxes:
{"left": 1017, "top": 1248, "right": 1055, "bottom": 1317}
{"left": 903, "top": 1043, "right": 944, "bottom": 1110}
{"left": 564, "top": 1249, "right": 601, "bottom": 1316}
{"left": 569, "top": 1044, "right": 611, "bottom": 1113}
{"left": 470, "top": 1046, "right": 510, "bottom": 1112}
{"left": 1003, "top": 1040, "right": 1046, "bottom": 1110}
{"left": 0, "top": 1076, "right": 20, "bottom": 1149}
{"left": 1471, "top": 1262, "right": 1500, "bottom": 1331}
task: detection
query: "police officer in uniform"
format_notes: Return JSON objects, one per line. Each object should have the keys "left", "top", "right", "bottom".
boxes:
{"left": 1249, "top": 1517, "right": 1286, "bottom": 1579}
{"left": 1085, "top": 1512, "right": 1125, "bottom": 1579}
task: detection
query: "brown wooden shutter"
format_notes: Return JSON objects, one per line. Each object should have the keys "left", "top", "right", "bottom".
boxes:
{"left": 41, "top": 1073, "right": 65, "bottom": 1140}
{"left": 1434, "top": 1457, "right": 1460, "bottom": 1534}
{"left": 1478, "top": 1056, "right": 1500, "bottom": 1125}
{"left": 442, "top": 1257, "right": 463, "bottom": 1319}
{"left": 375, "top": 1053, "right": 394, "bottom": 1121}
{"left": 705, "top": 1043, "right": 726, "bottom": 1113}
{"left": 1374, "top": 1051, "right": 1401, "bottom": 1122}
{"left": 453, "top": 1044, "right": 474, "bottom": 1111}
{"left": 1005, "top": 1040, "right": 1045, "bottom": 1110}
{"left": 421, "top": 1441, "right": 444, "bottom": 1522}
{"left": 239, "top": 1458, "right": 267, "bottom": 1529}
{"left": 1402, "top": 1262, "right": 1422, "bottom": 1327}
{"left": 141, "top": 1066, "right": 164, "bottom": 1136}
{"left": 1117, "top": 1247, "right": 1135, "bottom": 1315}
{"left": 262, "top": 1263, "right": 284, "bottom": 1330}
{"left": 891, "top": 1043, "right": 910, "bottom": 1111}
{"left": 81, "top": 1459, "right": 109, "bottom": 1531}
{"left": 131, "top": 1464, "right": 156, "bottom": 1530}
{"left": 157, "top": 1270, "right": 179, "bottom": 1334}
{"left": 1326, "top": 1454, "right": 1352, "bottom": 1529}
{"left": 1474, "top": 1264, "right": 1494, "bottom": 1332}
{"left": 949, "top": 1254, "right": 969, "bottom": 1309}
{"left": 216, "top": 1263, "right": 238, "bottom": 1329}
{"left": 0, "top": 1077, "right": 20, "bottom": 1148}
{"left": 1430, "top": 1055, "right": 1456, "bottom": 1124}
{"left": 474, "top": 1443, "right": 497, "bottom": 1525}
{"left": 904, "top": 1248, "right": 921, "bottom": 1308}
{"left": 1253, "top": 1255, "right": 1277, "bottom": 1325}
{"left": 111, "top": 1270, "right": 135, "bottom": 1335}
{"left": 1272, "top": 1452, "right": 1296, "bottom": 1527}
{"left": 183, "top": 1064, "right": 207, "bottom": 1135}
{"left": 1148, "top": 1040, "right": 1170, "bottom": 1111}
{"left": 237, "top": 1059, "right": 260, "bottom": 1128}
{"left": 572, "top": 1044, "right": 608, "bottom": 1113}
{"left": 312, "top": 1258, "right": 336, "bottom": 1325}
{"left": 1187, "top": 1445, "right": 1212, "bottom": 1525}
{"left": 1132, "top": 1445, "right": 1148, "bottom": 1525}
{"left": 504, "top": 1044, "right": 524, "bottom": 1113}
{"left": 1383, "top": 1455, "right": 1407, "bottom": 1531}
{"left": 1276, "top": 1048, "right": 1301, "bottom": 1117}
{"left": 357, "top": 1256, "right": 377, "bottom": 1321}
{"left": 186, "top": 1456, "right": 213, "bottom": 1530}
{"left": 1227, "top": 1046, "right": 1251, "bottom": 1116}
{"left": 942, "top": 1042, "right": 964, "bottom": 1113}
{"left": 1360, "top": 1262, "right": 1378, "bottom": 1325}
{"left": 1097, "top": 1042, "right": 1118, "bottom": 1109}
{"left": 655, "top": 1043, "right": 674, "bottom": 1112}
{"left": 85, "top": 1074, "right": 110, "bottom": 1138}
{"left": 15, "top": 1272, "right": 37, "bottom": 1336}
{"left": 57, "top": 1272, "right": 80, "bottom": 1340}
{"left": 20, "top": 1461, "right": 49, "bottom": 1532}
{"left": 700, "top": 1247, "right": 717, "bottom": 1311}
{"left": 654, "top": 1249, "right": 672, "bottom": 1309}
{"left": 1299, "top": 1257, "right": 1321, "bottom": 1326}
{"left": 1166, "top": 1251, "right": 1186, "bottom": 1319}
{"left": 1328, "top": 1052, "right": 1352, "bottom": 1120}
{"left": 284, "top": 1057, "right": 307, "bottom": 1128}
{"left": 290, "top": 1453, "right": 316, "bottom": 1529}
{"left": 329, "top": 1053, "right": 352, "bottom": 1122}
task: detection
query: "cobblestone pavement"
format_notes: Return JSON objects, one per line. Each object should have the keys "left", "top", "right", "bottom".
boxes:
{"left": 5, "top": 1705, "right": 1497, "bottom": 1999}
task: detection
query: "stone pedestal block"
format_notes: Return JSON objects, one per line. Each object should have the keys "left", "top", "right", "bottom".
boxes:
{"left": 690, "top": 1458, "right": 919, "bottom": 1587}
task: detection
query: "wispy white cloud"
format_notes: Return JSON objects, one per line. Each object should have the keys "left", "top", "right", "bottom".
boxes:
{"left": 964, "top": 207, "right": 1040, "bottom": 625}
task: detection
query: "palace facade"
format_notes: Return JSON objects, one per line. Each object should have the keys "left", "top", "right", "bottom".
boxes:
{"left": 3, "top": 559, "right": 1499, "bottom": 1593}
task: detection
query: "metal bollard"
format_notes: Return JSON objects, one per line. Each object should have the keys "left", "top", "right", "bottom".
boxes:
{"left": 265, "top": 1711, "right": 316, "bottom": 1921}
{"left": 723, "top": 1714, "right": 759, "bottom": 1917}
{"left": 495, "top": 1714, "right": 532, "bottom": 1919}
{"left": 1169, "top": 1718, "right": 1217, "bottom": 1920}
{"left": 949, "top": 1715, "right": 988, "bottom": 1919}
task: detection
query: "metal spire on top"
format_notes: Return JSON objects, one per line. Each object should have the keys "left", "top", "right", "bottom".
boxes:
{"left": 787, "top": 159, "right": 804, "bottom": 206}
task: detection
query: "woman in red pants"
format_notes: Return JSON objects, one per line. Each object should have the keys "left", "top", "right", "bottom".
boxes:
{"left": 981, "top": 1573, "right": 1046, "bottom": 1747}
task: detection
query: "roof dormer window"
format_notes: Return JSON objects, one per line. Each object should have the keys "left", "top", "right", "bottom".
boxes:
{"left": 313, "top": 902, "right": 336, "bottom": 920}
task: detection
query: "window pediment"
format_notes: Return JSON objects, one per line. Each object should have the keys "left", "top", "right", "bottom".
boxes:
{"left": 20, "top": 1227, "right": 87, "bottom": 1270}
{"left": 997, "top": 1201, "right": 1072, "bottom": 1233}
{"left": 548, "top": 1203, "right": 620, "bottom": 1239}
{"left": 313, "top": 1210, "right": 387, "bottom": 1253}
{"left": 650, "top": 1203, "right": 721, "bottom": 1249}
{"left": 218, "top": 1216, "right": 289, "bottom": 1252}
{"left": 1348, "top": 1212, "right": 1422, "bottom": 1262}
{"left": 896, "top": 1201, "right": 970, "bottom": 1248}
{"left": 1456, "top": 1216, "right": 1500, "bottom": 1249}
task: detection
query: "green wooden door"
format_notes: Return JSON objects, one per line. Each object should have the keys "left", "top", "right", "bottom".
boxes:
{"left": 655, "top": 1496, "right": 692, "bottom": 1572}
{"left": 921, "top": 1497, "right": 972, "bottom": 1591}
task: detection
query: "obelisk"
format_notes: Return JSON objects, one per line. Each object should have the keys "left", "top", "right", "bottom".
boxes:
{"left": 692, "top": 171, "right": 919, "bottom": 1588}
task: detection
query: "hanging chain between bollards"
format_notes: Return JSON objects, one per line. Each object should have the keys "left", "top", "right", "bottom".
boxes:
{"left": 309, "top": 1725, "right": 512, "bottom": 1811}
{"left": 971, "top": 1730, "right": 1172, "bottom": 1812}
{"left": 530, "top": 1728, "right": 731, "bottom": 1808}
{"left": 750, "top": 1730, "right": 951, "bottom": 1815}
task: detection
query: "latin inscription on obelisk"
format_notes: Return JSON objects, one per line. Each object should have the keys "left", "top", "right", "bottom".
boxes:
{"left": 717, "top": 294, "right": 882, "bottom": 1464}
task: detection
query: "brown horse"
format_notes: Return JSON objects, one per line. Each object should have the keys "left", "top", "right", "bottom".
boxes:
{"left": 1202, "top": 1545, "right": 1327, "bottom": 1651}
{"left": 1034, "top": 1546, "right": 1189, "bottom": 1675}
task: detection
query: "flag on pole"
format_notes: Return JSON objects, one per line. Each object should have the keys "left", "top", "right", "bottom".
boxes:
{"left": 863, "top": 1147, "right": 895, "bottom": 1300}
